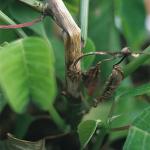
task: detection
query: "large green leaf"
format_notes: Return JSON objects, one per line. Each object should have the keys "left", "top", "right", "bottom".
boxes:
{"left": 0, "top": 21, "right": 18, "bottom": 44}
{"left": 64, "top": 0, "right": 80, "bottom": 15}
{"left": 132, "top": 106, "right": 150, "bottom": 133}
{"left": 9, "top": 2, "right": 47, "bottom": 37}
{"left": 119, "top": 0, "right": 146, "bottom": 49}
{"left": 13, "top": 114, "right": 34, "bottom": 138}
{"left": 0, "top": 16, "right": 18, "bottom": 43}
{"left": 110, "top": 82, "right": 150, "bottom": 139}
{"left": 123, "top": 126, "right": 150, "bottom": 150}
{"left": 0, "top": 90, "right": 6, "bottom": 112}
{"left": 64, "top": 1, "right": 79, "bottom": 15}
{"left": 89, "top": 0, "right": 120, "bottom": 50}
{"left": 0, "top": 0, "right": 14, "bottom": 10}
{"left": 50, "top": 37, "right": 65, "bottom": 80}
{"left": 116, "top": 82, "right": 150, "bottom": 100}
{"left": 123, "top": 106, "right": 150, "bottom": 150}
{"left": 82, "top": 38, "right": 96, "bottom": 71}
{"left": 0, "top": 37, "right": 56, "bottom": 113}
{"left": 78, "top": 120, "right": 101, "bottom": 149}
{"left": 88, "top": 0, "right": 120, "bottom": 81}
{"left": 0, "top": 10, "right": 27, "bottom": 38}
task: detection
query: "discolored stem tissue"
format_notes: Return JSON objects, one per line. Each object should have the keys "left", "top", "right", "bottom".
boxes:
{"left": 19, "top": 0, "right": 82, "bottom": 100}
{"left": 45, "top": 0, "right": 82, "bottom": 100}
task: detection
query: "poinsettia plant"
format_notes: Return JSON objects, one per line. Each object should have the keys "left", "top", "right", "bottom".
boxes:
{"left": 0, "top": 0, "right": 150, "bottom": 149}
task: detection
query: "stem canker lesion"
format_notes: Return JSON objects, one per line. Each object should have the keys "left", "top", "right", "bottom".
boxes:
{"left": 18, "top": 0, "right": 82, "bottom": 100}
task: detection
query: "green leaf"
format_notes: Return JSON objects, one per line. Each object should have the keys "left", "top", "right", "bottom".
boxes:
{"left": 132, "top": 106, "right": 150, "bottom": 132}
{"left": 78, "top": 120, "right": 101, "bottom": 149}
{"left": 1, "top": 133, "right": 46, "bottom": 150}
{"left": 0, "top": 0, "right": 14, "bottom": 10}
{"left": 119, "top": 0, "right": 146, "bottom": 49}
{"left": 89, "top": 0, "right": 120, "bottom": 50}
{"left": 123, "top": 106, "right": 150, "bottom": 150}
{"left": 82, "top": 38, "right": 96, "bottom": 70}
{"left": 64, "top": 1, "right": 79, "bottom": 15}
{"left": 110, "top": 82, "right": 150, "bottom": 140}
{"left": 64, "top": 0, "right": 80, "bottom": 15}
{"left": 0, "top": 90, "right": 6, "bottom": 112}
{"left": 83, "top": 102, "right": 111, "bottom": 123}
{"left": 9, "top": 2, "right": 47, "bottom": 37}
{"left": 13, "top": 114, "right": 34, "bottom": 138}
{"left": 116, "top": 82, "right": 150, "bottom": 116}
{"left": 110, "top": 97, "right": 147, "bottom": 140}
{"left": 0, "top": 10, "right": 27, "bottom": 38}
{"left": 116, "top": 83, "right": 150, "bottom": 100}
{"left": 0, "top": 22, "right": 18, "bottom": 44}
{"left": 88, "top": 0, "right": 120, "bottom": 81}
{"left": 0, "top": 10, "right": 20, "bottom": 43}
{"left": 0, "top": 37, "right": 56, "bottom": 113}
{"left": 50, "top": 38, "right": 65, "bottom": 80}
{"left": 123, "top": 126, "right": 150, "bottom": 150}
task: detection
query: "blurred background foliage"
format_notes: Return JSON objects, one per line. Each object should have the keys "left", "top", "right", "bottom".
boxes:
{"left": 0, "top": 0, "right": 150, "bottom": 149}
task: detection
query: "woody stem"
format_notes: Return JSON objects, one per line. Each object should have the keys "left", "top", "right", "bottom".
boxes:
{"left": 19, "top": 0, "right": 82, "bottom": 100}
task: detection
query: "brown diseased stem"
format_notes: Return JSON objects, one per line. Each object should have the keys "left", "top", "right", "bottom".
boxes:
{"left": 18, "top": 0, "right": 82, "bottom": 100}
{"left": 45, "top": 0, "right": 82, "bottom": 100}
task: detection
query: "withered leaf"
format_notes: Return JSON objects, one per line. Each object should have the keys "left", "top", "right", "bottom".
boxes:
{"left": 82, "top": 64, "right": 100, "bottom": 96}
{"left": 1, "top": 133, "right": 46, "bottom": 150}
{"left": 94, "top": 65, "right": 124, "bottom": 106}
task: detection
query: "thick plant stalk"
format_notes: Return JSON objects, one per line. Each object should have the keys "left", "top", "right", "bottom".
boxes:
{"left": 45, "top": 0, "right": 82, "bottom": 99}
{"left": 18, "top": 0, "right": 82, "bottom": 100}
